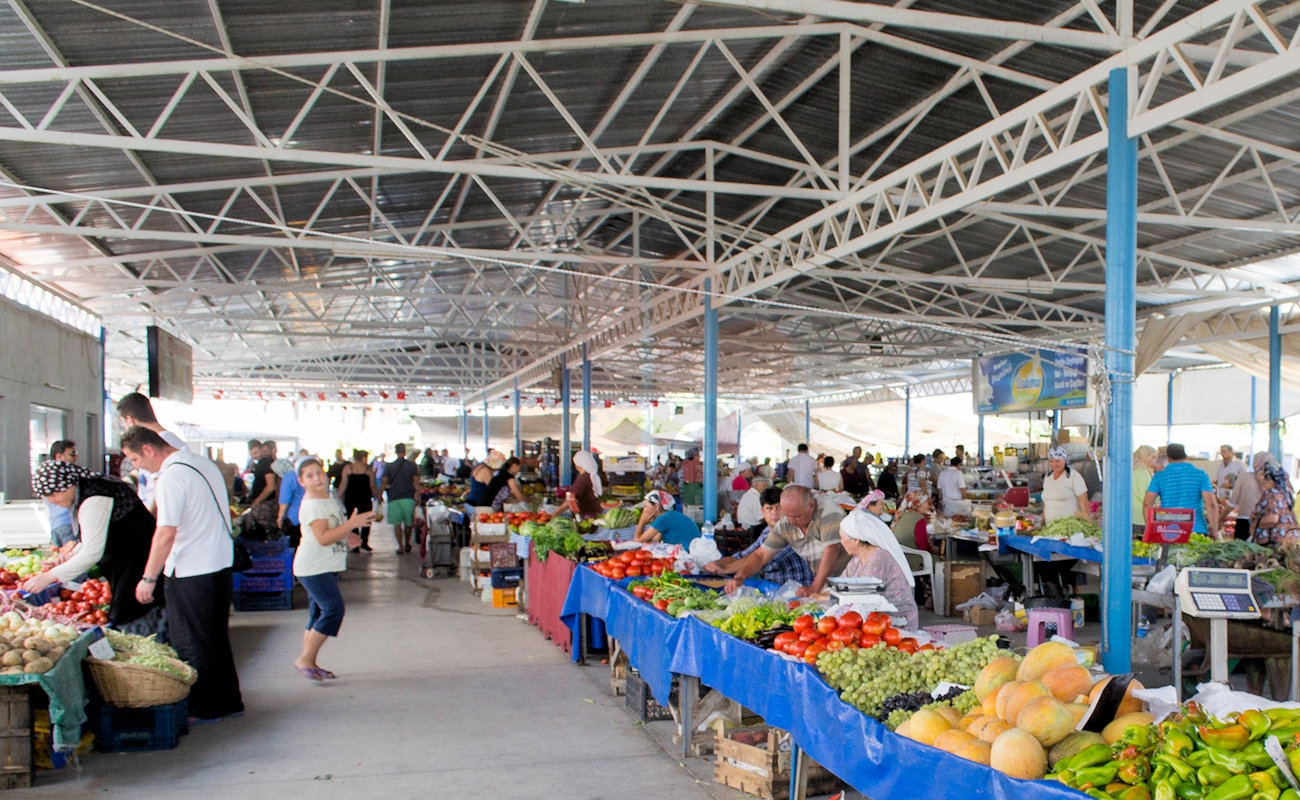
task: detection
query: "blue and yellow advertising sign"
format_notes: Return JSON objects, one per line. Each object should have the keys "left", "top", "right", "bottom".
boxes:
{"left": 973, "top": 347, "right": 1089, "bottom": 414}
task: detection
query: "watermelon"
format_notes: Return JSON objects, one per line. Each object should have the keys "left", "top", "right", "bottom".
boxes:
{"left": 602, "top": 507, "right": 638, "bottom": 529}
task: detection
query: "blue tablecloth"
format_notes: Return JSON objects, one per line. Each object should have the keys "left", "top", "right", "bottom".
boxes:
{"left": 605, "top": 586, "right": 683, "bottom": 705}
{"left": 669, "top": 616, "right": 1084, "bottom": 800}
{"left": 1000, "top": 533, "right": 1154, "bottom": 566}
{"left": 557, "top": 565, "right": 611, "bottom": 662}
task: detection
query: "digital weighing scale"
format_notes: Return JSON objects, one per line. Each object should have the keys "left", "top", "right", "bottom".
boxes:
{"left": 828, "top": 576, "right": 899, "bottom": 616}
{"left": 1172, "top": 567, "right": 1260, "bottom": 696}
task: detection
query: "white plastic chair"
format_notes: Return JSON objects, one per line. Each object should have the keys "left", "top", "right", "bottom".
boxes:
{"left": 900, "top": 545, "right": 944, "bottom": 616}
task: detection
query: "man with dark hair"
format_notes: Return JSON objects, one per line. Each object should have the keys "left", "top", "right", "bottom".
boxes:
{"left": 116, "top": 393, "right": 186, "bottom": 511}
{"left": 1144, "top": 443, "right": 1219, "bottom": 538}
{"left": 245, "top": 440, "right": 278, "bottom": 534}
{"left": 380, "top": 444, "right": 421, "bottom": 554}
{"left": 45, "top": 441, "right": 80, "bottom": 546}
{"left": 786, "top": 443, "right": 817, "bottom": 489}
{"left": 122, "top": 426, "right": 243, "bottom": 722}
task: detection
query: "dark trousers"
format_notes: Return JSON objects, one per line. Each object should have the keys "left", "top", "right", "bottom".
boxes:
{"left": 165, "top": 569, "right": 244, "bottom": 720}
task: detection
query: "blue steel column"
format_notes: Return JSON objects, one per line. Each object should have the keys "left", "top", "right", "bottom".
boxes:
{"left": 483, "top": 398, "right": 489, "bottom": 457}
{"left": 904, "top": 387, "right": 912, "bottom": 458}
{"left": 460, "top": 405, "right": 468, "bottom": 451}
{"left": 703, "top": 278, "right": 719, "bottom": 524}
{"left": 1270, "top": 306, "right": 1282, "bottom": 461}
{"left": 582, "top": 344, "right": 592, "bottom": 453}
{"left": 1250, "top": 377, "right": 1257, "bottom": 458}
{"left": 736, "top": 410, "right": 743, "bottom": 461}
{"left": 1167, "top": 372, "right": 1175, "bottom": 444}
{"left": 977, "top": 414, "right": 985, "bottom": 466}
{"left": 561, "top": 355, "right": 572, "bottom": 487}
{"left": 513, "top": 379, "right": 521, "bottom": 458}
{"left": 1102, "top": 67, "right": 1137, "bottom": 674}
{"left": 804, "top": 399, "right": 811, "bottom": 446}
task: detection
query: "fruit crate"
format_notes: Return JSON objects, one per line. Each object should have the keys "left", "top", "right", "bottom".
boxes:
{"left": 625, "top": 672, "right": 673, "bottom": 722}
{"left": 92, "top": 698, "right": 189, "bottom": 753}
{"left": 231, "top": 570, "right": 293, "bottom": 593}
{"left": 245, "top": 550, "right": 294, "bottom": 574}
{"left": 233, "top": 589, "right": 293, "bottom": 612}
{"left": 491, "top": 587, "right": 518, "bottom": 608}
{"left": 713, "top": 725, "right": 842, "bottom": 800}
{"left": 0, "top": 686, "right": 32, "bottom": 789}
{"left": 241, "top": 538, "right": 288, "bottom": 556}
{"left": 488, "top": 542, "right": 519, "bottom": 568}
{"left": 490, "top": 567, "right": 523, "bottom": 589}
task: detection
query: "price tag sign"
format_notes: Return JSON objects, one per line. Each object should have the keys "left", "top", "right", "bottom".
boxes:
{"left": 1143, "top": 507, "right": 1194, "bottom": 544}
{"left": 88, "top": 637, "right": 115, "bottom": 661}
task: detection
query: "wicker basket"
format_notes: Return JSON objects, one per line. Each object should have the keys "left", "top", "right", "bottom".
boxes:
{"left": 84, "top": 651, "right": 196, "bottom": 708}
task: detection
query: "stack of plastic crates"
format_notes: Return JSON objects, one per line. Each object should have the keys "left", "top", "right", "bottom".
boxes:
{"left": 232, "top": 538, "right": 294, "bottom": 611}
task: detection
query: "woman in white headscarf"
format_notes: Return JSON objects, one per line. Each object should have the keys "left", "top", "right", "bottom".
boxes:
{"left": 1042, "top": 446, "right": 1090, "bottom": 524}
{"left": 837, "top": 510, "right": 918, "bottom": 630}
{"left": 561, "top": 450, "right": 605, "bottom": 520}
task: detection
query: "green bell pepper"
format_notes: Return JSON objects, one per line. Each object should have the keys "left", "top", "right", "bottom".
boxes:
{"left": 1189, "top": 751, "right": 1214, "bottom": 768}
{"left": 1124, "top": 725, "right": 1155, "bottom": 749}
{"left": 1164, "top": 725, "right": 1197, "bottom": 758}
{"left": 1200, "top": 725, "right": 1253, "bottom": 752}
{"left": 1204, "top": 774, "right": 1257, "bottom": 800}
{"left": 1239, "top": 742, "right": 1276, "bottom": 770}
{"left": 1279, "top": 789, "right": 1300, "bottom": 800}
{"left": 1118, "top": 785, "right": 1153, "bottom": 800}
{"left": 1207, "top": 747, "right": 1257, "bottom": 775}
{"left": 1249, "top": 769, "right": 1281, "bottom": 800}
{"left": 1066, "top": 743, "right": 1118, "bottom": 772}
{"left": 1155, "top": 782, "right": 1178, "bottom": 800}
{"left": 1085, "top": 790, "right": 1117, "bottom": 800}
{"left": 1156, "top": 754, "right": 1197, "bottom": 783}
{"left": 1238, "top": 710, "right": 1272, "bottom": 741}
{"left": 1117, "top": 759, "right": 1152, "bottom": 785}
{"left": 1289, "top": 747, "right": 1300, "bottom": 781}
{"left": 1175, "top": 785, "right": 1206, "bottom": 800}
{"left": 1199, "top": 764, "right": 1233, "bottom": 787}
{"left": 1075, "top": 763, "right": 1121, "bottom": 788}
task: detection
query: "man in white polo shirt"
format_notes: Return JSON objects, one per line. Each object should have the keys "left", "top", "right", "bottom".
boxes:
{"left": 122, "top": 426, "right": 244, "bottom": 722}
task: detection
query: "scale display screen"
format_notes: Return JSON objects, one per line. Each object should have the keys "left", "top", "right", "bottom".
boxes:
{"left": 1186, "top": 571, "right": 1249, "bottom": 590}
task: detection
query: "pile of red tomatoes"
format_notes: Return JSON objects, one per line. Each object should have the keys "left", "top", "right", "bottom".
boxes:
{"left": 589, "top": 549, "right": 675, "bottom": 580}
{"left": 45, "top": 578, "right": 111, "bottom": 626}
{"left": 771, "top": 611, "right": 932, "bottom": 665}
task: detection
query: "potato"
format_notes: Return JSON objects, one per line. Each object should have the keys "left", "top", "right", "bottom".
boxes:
{"left": 0, "top": 651, "right": 23, "bottom": 667}
{"left": 22, "top": 637, "right": 51, "bottom": 654}
{"left": 21, "top": 649, "right": 42, "bottom": 664}
{"left": 46, "top": 646, "right": 64, "bottom": 662}
{"left": 23, "top": 658, "right": 52, "bottom": 674}
{"left": 0, "top": 666, "right": 21, "bottom": 676}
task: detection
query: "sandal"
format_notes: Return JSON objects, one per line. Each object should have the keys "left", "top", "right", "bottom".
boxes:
{"left": 405, "top": 544, "right": 412, "bottom": 553}
{"left": 317, "top": 669, "right": 338, "bottom": 680}
{"left": 295, "top": 665, "right": 325, "bottom": 681}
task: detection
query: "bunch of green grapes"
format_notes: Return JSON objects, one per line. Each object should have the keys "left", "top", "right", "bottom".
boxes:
{"left": 815, "top": 636, "right": 1004, "bottom": 719}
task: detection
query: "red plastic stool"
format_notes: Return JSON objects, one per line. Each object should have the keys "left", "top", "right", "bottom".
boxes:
{"left": 1026, "top": 607, "right": 1074, "bottom": 647}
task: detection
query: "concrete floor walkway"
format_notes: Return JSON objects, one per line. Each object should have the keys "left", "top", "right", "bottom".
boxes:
{"left": 19, "top": 532, "right": 755, "bottom": 800}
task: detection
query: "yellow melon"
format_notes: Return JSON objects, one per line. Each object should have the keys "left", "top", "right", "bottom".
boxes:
{"left": 945, "top": 736, "right": 992, "bottom": 765}
{"left": 1041, "top": 664, "right": 1095, "bottom": 704}
{"left": 933, "top": 706, "right": 964, "bottom": 728}
{"left": 1088, "top": 676, "right": 1146, "bottom": 716}
{"left": 1015, "top": 696, "right": 1076, "bottom": 747}
{"left": 901, "top": 709, "right": 951, "bottom": 746}
{"left": 974, "top": 657, "right": 1022, "bottom": 701}
{"left": 990, "top": 728, "right": 1048, "bottom": 780}
{"left": 1017, "top": 641, "right": 1078, "bottom": 683}
{"left": 933, "top": 729, "right": 977, "bottom": 752}
{"left": 1003, "top": 681, "right": 1053, "bottom": 724}
{"left": 1066, "top": 703, "right": 1089, "bottom": 726}
{"left": 973, "top": 717, "right": 1011, "bottom": 744}
{"left": 1101, "top": 712, "right": 1155, "bottom": 745}
{"left": 994, "top": 680, "right": 1022, "bottom": 720}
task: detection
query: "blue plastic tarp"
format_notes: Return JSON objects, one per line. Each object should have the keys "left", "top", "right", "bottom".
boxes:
{"left": 558, "top": 565, "right": 611, "bottom": 663}
{"left": 1000, "top": 533, "right": 1154, "bottom": 566}
{"left": 670, "top": 616, "right": 1086, "bottom": 800}
{"left": 605, "top": 586, "right": 683, "bottom": 705}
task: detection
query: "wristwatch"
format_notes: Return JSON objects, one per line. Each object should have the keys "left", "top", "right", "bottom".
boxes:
{"left": 139, "top": 576, "right": 157, "bottom": 584}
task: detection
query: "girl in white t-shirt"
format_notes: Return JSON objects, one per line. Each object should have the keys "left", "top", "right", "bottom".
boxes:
{"left": 293, "top": 458, "right": 374, "bottom": 681}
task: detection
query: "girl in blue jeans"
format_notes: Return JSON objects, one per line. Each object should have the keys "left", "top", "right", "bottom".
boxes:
{"left": 293, "top": 459, "right": 374, "bottom": 680}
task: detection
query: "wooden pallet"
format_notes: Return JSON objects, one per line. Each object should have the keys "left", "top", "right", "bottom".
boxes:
{"left": 712, "top": 726, "right": 842, "bottom": 800}
{"left": 609, "top": 639, "right": 629, "bottom": 696}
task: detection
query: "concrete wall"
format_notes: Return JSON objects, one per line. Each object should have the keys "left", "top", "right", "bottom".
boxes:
{"left": 0, "top": 295, "right": 104, "bottom": 501}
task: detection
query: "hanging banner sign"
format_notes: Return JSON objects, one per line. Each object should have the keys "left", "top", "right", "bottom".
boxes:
{"left": 973, "top": 346, "right": 1089, "bottom": 414}
{"left": 1143, "top": 507, "right": 1195, "bottom": 544}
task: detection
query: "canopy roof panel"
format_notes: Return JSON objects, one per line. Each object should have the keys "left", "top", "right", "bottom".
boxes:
{"left": 0, "top": 0, "right": 1298, "bottom": 406}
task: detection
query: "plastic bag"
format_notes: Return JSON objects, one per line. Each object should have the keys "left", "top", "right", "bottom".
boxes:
{"left": 773, "top": 580, "right": 803, "bottom": 602}
{"left": 956, "top": 592, "right": 1002, "bottom": 611}
{"left": 689, "top": 536, "right": 722, "bottom": 564}
{"left": 1145, "top": 564, "right": 1177, "bottom": 595}
{"left": 994, "top": 609, "right": 1025, "bottom": 632}
{"left": 425, "top": 502, "right": 449, "bottom": 524}
{"left": 718, "top": 513, "right": 735, "bottom": 529}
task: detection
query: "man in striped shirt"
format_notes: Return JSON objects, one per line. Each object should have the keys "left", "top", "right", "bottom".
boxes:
{"left": 1144, "top": 443, "right": 1220, "bottom": 539}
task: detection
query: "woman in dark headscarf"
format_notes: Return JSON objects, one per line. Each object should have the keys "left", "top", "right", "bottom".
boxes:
{"left": 28, "top": 460, "right": 161, "bottom": 627}
{"left": 1250, "top": 462, "right": 1297, "bottom": 548}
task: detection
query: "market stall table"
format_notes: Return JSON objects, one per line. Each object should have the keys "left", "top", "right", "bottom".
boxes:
{"left": 557, "top": 564, "right": 612, "bottom": 663}
{"left": 999, "top": 533, "right": 1155, "bottom": 590}
{"left": 0, "top": 628, "right": 98, "bottom": 751}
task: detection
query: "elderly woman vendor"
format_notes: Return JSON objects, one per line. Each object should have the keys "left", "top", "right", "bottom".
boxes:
{"left": 832, "top": 510, "right": 919, "bottom": 630}
{"left": 28, "top": 460, "right": 161, "bottom": 627}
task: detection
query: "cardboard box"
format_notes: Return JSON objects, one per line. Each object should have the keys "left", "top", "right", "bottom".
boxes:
{"left": 946, "top": 563, "right": 983, "bottom": 616}
{"left": 1057, "top": 430, "right": 1071, "bottom": 443}
{"left": 964, "top": 606, "right": 999, "bottom": 626}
